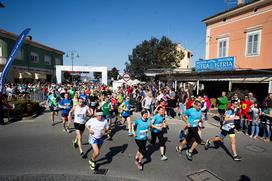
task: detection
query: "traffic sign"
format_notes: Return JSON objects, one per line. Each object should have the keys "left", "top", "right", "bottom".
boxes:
{"left": 122, "top": 73, "right": 131, "bottom": 82}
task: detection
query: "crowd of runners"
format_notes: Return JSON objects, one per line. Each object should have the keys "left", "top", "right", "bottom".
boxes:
{"left": 1, "top": 81, "right": 272, "bottom": 171}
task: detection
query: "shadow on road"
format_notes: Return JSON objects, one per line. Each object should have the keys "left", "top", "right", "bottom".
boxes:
{"left": 239, "top": 175, "right": 251, "bottom": 181}
{"left": 96, "top": 144, "right": 128, "bottom": 169}
{"left": 143, "top": 137, "right": 169, "bottom": 165}
{"left": 109, "top": 125, "right": 127, "bottom": 140}
{"left": 208, "top": 141, "right": 233, "bottom": 159}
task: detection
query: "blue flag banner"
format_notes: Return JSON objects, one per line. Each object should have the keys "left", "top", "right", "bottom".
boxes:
{"left": 0, "top": 28, "right": 31, "bottom": 94}
{"left": 195, "top": 56, "right": 235, "bottom": 73}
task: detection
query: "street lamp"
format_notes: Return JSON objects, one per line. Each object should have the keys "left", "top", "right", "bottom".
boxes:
{"left": 65, "top": 50, "right": 79, "bottom": 83}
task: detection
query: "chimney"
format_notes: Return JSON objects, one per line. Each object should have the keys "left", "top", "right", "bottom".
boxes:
{"left": 237, "top": 0, "right": 245, "bottom": 6}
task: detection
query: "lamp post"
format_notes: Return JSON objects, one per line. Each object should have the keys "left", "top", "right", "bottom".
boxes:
{"left": 65, "top": 50, "right": 79, "bottom": 83}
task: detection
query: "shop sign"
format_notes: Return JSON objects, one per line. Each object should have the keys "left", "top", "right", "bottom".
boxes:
{"left": 195, "top": 56, "right": 235, "bottom": 72}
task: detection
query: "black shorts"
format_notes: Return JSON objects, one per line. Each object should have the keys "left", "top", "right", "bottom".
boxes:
{"left": 135, "top": 139, "right": 147, "bottom": 156}
{"left": 50, "top": 106, "right": 58, "bottom": 112}
{"left": 61, "top": 112, "right": 69, "bottom": 118}
{"left": 151, "top": 131, "right": 164, "bottom": 146}
{"left": 74, "top": 123, "right": 85, "bottom": 132}
{"left": 219, "top": 128, "right": 235, "bottom": 138}
{"left": 218, "top": 109, "right": 226, "bottom": 115}
{"left": 186, "top": 127, "right": 202, "bottom": 144}
{"left": 110, "top": 108, "right": 118, "bottom": 115}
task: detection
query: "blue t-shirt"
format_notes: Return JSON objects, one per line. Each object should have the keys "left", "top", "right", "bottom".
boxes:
{"left": 185, "top": 108, "right": 202, "bottom": 127}
{"left": 152, "top": 114, "right": 164, "bottom": 133}
{"left": 122, "top": 100, "right": 131, "bottom": 117}
{"left": 59, "top": 98, "right": 72, "bottom": 114}
{"left": 79, "top": 94, "right": 87, "bottom": 104}
{"left": 134, "top": 118, "right": 151, "bottom": 140}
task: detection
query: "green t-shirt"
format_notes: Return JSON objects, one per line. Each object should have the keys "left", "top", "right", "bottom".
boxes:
{"left": 102, "top": 102, "right": 111, "bottom": 116}
{"left": 218, "top": 96, "right": 228, "bottom": 110}
{"left": 117, "top": 95, "right": 124, "bottom": 103}
{"left": 69, "top": 90, "right": 75, "bottom": 99}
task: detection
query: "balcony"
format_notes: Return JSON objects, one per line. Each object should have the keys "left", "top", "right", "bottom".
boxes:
{"left": 0, "top": 57, "right": 7, "bottom": 65}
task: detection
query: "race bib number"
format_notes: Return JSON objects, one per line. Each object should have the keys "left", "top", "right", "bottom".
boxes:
{"left": 193, "top": 120, "right": 199, "bottom": 127}
{"left": 221, "top": 124, "right": 234, "bottom": 131}
{"left": 77, "top": 114, "right": 85, "bottom": 119}
{"left": 139, "top": 130, "right": 148, "bottom": 138}
{"left": 155, "top": 123, "right": 162, "bottom": 129}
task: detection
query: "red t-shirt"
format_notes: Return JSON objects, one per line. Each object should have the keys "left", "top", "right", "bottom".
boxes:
{"left": 241, "top": 100, "right": 252, "bottom": 112}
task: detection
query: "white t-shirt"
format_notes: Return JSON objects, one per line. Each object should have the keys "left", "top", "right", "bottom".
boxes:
{"left": 143, "top": 97, "right": 152, "bottom": 109}
{"left": 74, "top": 105, "right": 87, "bottom": 124}
{"left": 86, "top": 118, "right": 109, "bottom": 139}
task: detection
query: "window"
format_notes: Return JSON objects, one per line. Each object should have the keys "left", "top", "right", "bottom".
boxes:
{"left": 55, "top": 58, "right": 61, "bottom": 65}
{"left": 31, "top": 52, "right": 39, "bottom": 63}
{"left": 44, "top": 55, "right": 51, "bottom": 65}
{"left": 16, "top": 48, "right": 24, "bottom": 60}
{"left": 217, "top": 37, "right": 229, "bottom": 58}
{"left": 246, "top": 30, "right": 261, "bottom": 56}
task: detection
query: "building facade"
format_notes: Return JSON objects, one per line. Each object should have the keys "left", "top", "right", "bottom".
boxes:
{"left": 0, "top": 29, "right": 64, "bottom": 82}
{"left": 176, "top": 43, "right": 193, "bottom": 69}
{"left": 147, "top": 0, "right": 272, "bottom": 100}
{"left": 204, "top": 0, "right": 272, "bottom": 70}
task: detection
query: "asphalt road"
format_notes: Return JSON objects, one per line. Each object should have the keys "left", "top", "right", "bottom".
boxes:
{"left": 0, "top": 111, "right": 272, "bottom": 181}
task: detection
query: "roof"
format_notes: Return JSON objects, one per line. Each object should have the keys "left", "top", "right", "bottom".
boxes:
{"left": 0, "top": 29, "right": 65, "bottom": 55}
{"left": 202, "top": 0, "right": 266, "bottom": 24}
{"left": 148, "top": 68, "right": 272, "bottom": 82}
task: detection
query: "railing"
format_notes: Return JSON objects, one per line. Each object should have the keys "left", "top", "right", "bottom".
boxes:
{"left": 0, "top": 57, "right": 7, "bottom": 64}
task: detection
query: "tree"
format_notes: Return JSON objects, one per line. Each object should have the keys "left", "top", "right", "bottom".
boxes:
{"left": 108, "top": 67, "right": 119, "bottom": 80}
{"left": 124, "top": 36, "right": 184, "bottom": 80}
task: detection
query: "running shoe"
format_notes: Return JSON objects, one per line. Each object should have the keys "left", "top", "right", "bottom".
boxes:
{"left": 128, "top": 132, "right": 133, "bottom": 136}
{"left": 175, "top": 145, "right": 182, "bottom": 153}
{"left": 204, "top": 140, "right": 210, "bottom": 150}
{"left": 63, "top": 128, "right": 67, "bottom": 132}
{"left": 137, "top": 162, "right": 143, "bottom": 171}
{"left": 73, "top": 140, "right": 78, "bottom": 148}
{"left": 233, "top": 155, "right": 242, "bottom": 161}
{"left": 89, "top": 159, "right": 96, "bottom": 170}
{"left": 186, "top": 150, "right": 193, "bottom": 161}
{"left": 200, "top": 140, "right": 206, "bottom": 145}
{"left": 161, "top": 155, "right": 168, "bottom": 161}
{"left": 80, "top": 152, "right": 85, "bottom": 158}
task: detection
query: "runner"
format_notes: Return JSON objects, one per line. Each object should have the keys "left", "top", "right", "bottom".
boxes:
{"left": 46, "top": 90, "right": 59, "bottom": 126}
{"left": 120, "top": 96, "right": 133, "bottom": 136}
{"left": 68, "top": 97, "right": 93, "bottom": 158}
{"left": 59, "top": 93, "right": 72, "bottom": 132}
{"left": 217, "top": 91, "right": 228, "bottom": 125}
{"left": 89, "top": 91, "right": 99, "bottom": 114}
{"left": 151, "top": 106, "right": 168, "bottom": 161}
{"left": 110, "top": 93, "right": 119, "bottom": 125}
{"left": 85, "top": 109, "right": 109, "bottom": 170}
{"left": 176, "top": 100, "right": 203, "bottom": 161}
{"left": 133, "top": 110, "right": 151, "bottom": 170}
{"left": 102, "top": 96, "right": 112, "bottom": 139}
{"left": 204, "top": 99, "right": 242, "bottom": 161}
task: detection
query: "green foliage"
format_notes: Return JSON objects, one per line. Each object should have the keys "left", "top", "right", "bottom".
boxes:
{"left": 108, "top": 67, "right": 119, "bottom": 80}
{"left": 125, "top": 36, "right": 184, "bottom": 80}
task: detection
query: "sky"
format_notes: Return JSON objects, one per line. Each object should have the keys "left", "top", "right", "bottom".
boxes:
{"left": 0, "top": 0, "right": 237, "bottom": 72}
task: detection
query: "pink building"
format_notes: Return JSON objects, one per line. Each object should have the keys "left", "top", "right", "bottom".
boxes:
{"left": 203, "top": 0, "right": 272, "bottom": 70}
